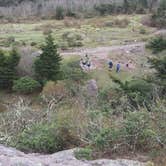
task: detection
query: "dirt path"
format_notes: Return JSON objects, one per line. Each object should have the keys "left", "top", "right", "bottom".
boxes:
{"left": 61, "top": 42, "right": 145, "bottom": 57}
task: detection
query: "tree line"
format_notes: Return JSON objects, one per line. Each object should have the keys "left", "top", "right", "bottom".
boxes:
{"left": 0, "top": 0, "right": 161, "bottom": 19}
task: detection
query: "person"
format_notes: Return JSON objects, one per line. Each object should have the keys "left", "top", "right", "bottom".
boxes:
{"left": 116, "top": 62, "right": 121, "bottom": 73}
{"left": 85, "top": 54, "right": 89, "bottom": 64}
{"left": 108, "top": 60, "right": 113, "bottom": 70}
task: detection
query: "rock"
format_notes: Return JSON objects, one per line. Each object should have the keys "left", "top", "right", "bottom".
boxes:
{"left": 86, "top": 79, "right": 98, "bottom": 97}
{"left": 0, "top": 145, "right": 148, "bottom": 166}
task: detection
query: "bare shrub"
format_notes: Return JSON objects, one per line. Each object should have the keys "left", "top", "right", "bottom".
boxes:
{"left": 104, "top": 18, "right": 130, "bottom": 28}
{"left": 63, "top": 18, "right": 81, "bottom": 28}
{"left": 113, "top": 18, "right": 130, "bottom": 28}
{"left": 17, "top": 46, "right": 41, "bottom": 77}
{"left": 43, "top": 28, "right": 53, "bottom": 35}
{"left": 42, "top": 81, "right": 67, "bottom": 102}
{"left": 0, "top": 97, "right": 42, "bottom": 144}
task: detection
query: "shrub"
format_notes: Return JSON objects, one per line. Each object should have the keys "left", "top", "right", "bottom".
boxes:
{"left": 139, "top": 27, "right": 147, "bottom": 34}
{"left": 149, "top": 53, "right": 166, "bottom": 95}
{"left": 13, "top": 76, "right": 41, "bottom": 94}
{"left": 41, "top": 81, "right": 67, "bottom": 102}
{"left": 30, "top": 42, "right": 37, "bottom": 46}
{"left": 93, "top": 128, "right": 112, "bottom": 150}
{"left": 66, "top": 9, "right": 77, "bottom": 18}
{"left": 43, "top": 28, "right": 53, "bottom": 35}
{"left": 113, "top": 18, "right": 130, "bottom": 28}
{"left": 6, "top": 36, "right": 15, "bottom": 46}
{"left": 94, "top": 3, "right": 115, "bottom": 16}
{"left": 62, "top": 31, "right": 83, "bottom": 48}
{"left": 62, "top": 60, "right": 89, "bottom": 82}
{"left": 55, "top": 6, "right": 65, "bottom": 20}
{"left": 147, "top": 36, "right": 166, "bottom": 53}
{"left": 16, "top": 123, "right": 64, "bottom": 153}
{"left": 74, "top": 148, "right": 93, "bottom": 160}
{"left": 124, "top": 79, "right": 155, "bottom": 109}
{"left": 104, "top": 18, "right": 130, "bottom": 28}
{"left": 123, "top": 112, "right": 156, "bottom": 151}
{"left": 16, "top": 122, "right": 79, "bottom": 153}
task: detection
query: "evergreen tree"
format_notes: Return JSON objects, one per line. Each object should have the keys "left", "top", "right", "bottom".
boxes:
{"left": 140, "top": 0, "right": 148, "bottom": 8}
{"left": 123, "top": 0, "right": 130, "bottom": 13}
{"left": 151, "top": 0, "right": 166, "bottom": 28}
{"left": 0, "top": 48, "right": 20, "bottom": 88}
{"left": 34, "top": 34, "right": 62, "bottom": 84}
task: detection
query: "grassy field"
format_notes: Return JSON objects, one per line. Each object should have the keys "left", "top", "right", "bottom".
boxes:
{"left": 0, "top": 15, "right": 156, "bottom": 47}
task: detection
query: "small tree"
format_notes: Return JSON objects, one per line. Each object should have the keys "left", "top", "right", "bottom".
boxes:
{"left": 34, "top": 34, "right": 62, "bottom": 84}
{"left": 0, "top": 49, "right": 20, "bottom": 88}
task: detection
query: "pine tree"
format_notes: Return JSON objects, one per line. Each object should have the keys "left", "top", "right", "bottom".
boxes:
{"left": 123, "top": 0, "right": 130, "bottom": 13}
{"left": 0, "top": 48, "right": 20, "bottom": 88}
{"left": 34, "top": 34, "right": 62, "bottom": 84}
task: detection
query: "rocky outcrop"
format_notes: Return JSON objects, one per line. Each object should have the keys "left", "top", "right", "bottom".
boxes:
{"left": 0, "top": 145, "right": 148, "bottom": 166}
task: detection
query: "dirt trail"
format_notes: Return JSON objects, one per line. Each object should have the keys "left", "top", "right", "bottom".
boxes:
{"left": 61, "top": 42, "right": 145, "bottom": 57}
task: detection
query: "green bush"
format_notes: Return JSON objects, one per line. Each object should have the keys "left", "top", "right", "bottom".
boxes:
{"left": 149, "top": 53, "right": 166, "bottom": 95}
{"left": 94, "top": 3, "right": 115, "bottom": 16}
{"left": 62, "top": 31, "right": 83, "bottom": 48}
{"left": 123, "top": 112, "right": 156, "bottom": 151}
{"left": 66, "top": 9, "right": 77, "bottom": 18}
{"left": 62, "top": 60, "right": 89, "bottom": 82}
{"left": 147, "top": 36, "right": 166, "bottom": 53}
{"left": 124, "top": 79, "right": 154, "bottom": 109}
{"left": 74, "top": 148, "right": 93, "bottom": 160}
{"left": 139, "top": 27, "right": 147, "bottom": 34}
{"left": 6, "top": 36, "right": 15, "bottom": 46}
{"left": 13, "top": 76, "right": 41, "bottom": 94}
{"left": 93, "top": 128, "right": 112, "bottom": 150}
{"left": 89, "top": 112, "right": 158, "bottom": 152}
{"left": 16, "top": 122, "right": 79, "bottom": 153}
{"left": 30, "top": 42, "right": 37, "bottom": 46}
{"left": 16, "top": 123, "right": 63, "bottom": 153}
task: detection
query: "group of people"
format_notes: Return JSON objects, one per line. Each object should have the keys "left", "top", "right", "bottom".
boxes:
{"left": 80, "top": 54, "right": 132, "bottom": 73}
{"left": 108, "top": 60, "right": 121, "bottom": 73}
{"left": 80, "top": 54, "right": 91, "bottom": 70}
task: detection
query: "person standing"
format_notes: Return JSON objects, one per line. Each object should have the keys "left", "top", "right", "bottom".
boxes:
{"left": 108, "top": 60, "right": 113, "bottom": 70}
{"left": 116, "top": 62, "right": 121, "bottom": 73}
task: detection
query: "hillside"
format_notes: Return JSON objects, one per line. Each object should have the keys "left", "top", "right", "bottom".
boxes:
{"left": 0, "top": 0, "right": 165, "bottom": 166}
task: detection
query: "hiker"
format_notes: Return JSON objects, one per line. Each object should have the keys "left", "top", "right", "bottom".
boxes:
{"left": 116, "top": 62, "right": 121, "bottom": 73}
{"left": 108, "top": 60, "right": 113, "bottom": 70}
{"left": 85, "top": 54, "right": 89, "bottom": 65}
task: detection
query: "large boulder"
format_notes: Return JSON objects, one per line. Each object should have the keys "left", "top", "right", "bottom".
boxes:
{"left": 0, "top": 145, "right": 148, "bottom": 166}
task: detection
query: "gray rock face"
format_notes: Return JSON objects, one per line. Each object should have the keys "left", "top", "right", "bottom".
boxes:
{"left": 0, "top": 145, "right": 147, "bottom": 166}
